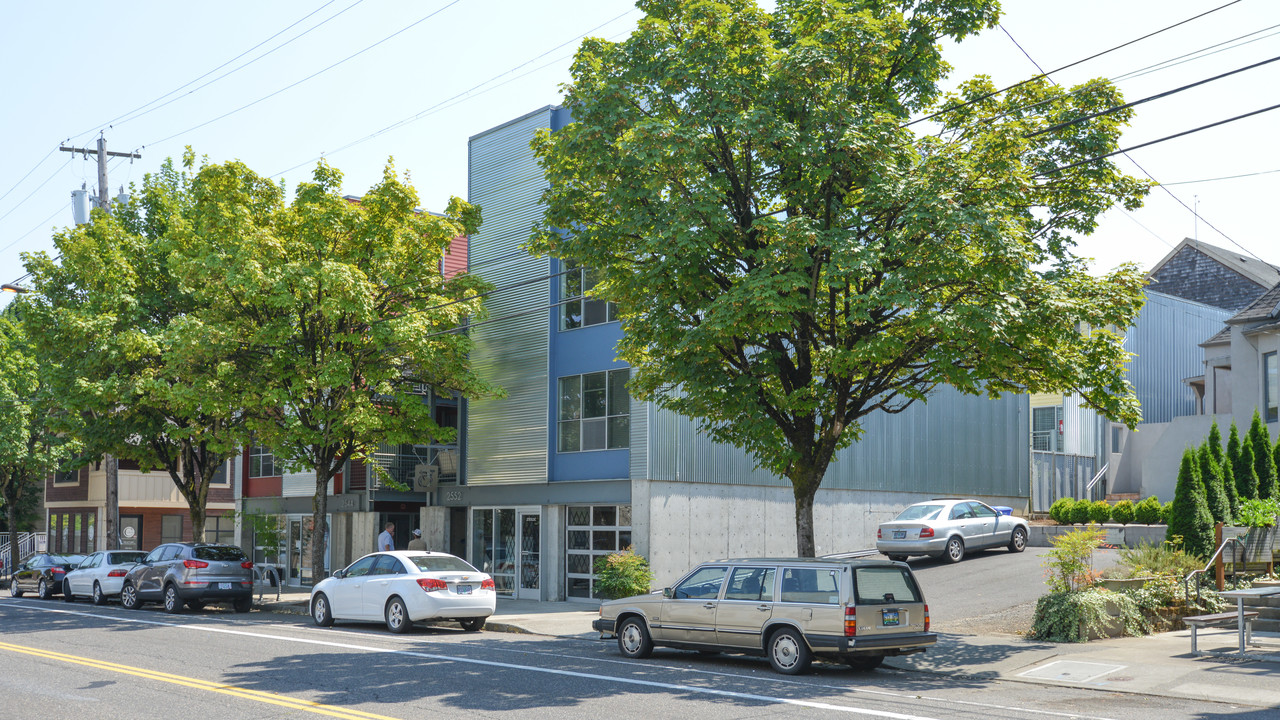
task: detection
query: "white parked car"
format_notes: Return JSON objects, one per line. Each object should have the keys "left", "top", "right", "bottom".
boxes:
{"left": 62, "top": 550, "right": 148, "bottom": 605}
{"left": 310, "top": 551, "right": 496, "bottom": 634}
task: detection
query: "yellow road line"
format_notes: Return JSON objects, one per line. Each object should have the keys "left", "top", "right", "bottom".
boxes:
{"left": 0, "top": 640, "right": 403, "bottom": 720}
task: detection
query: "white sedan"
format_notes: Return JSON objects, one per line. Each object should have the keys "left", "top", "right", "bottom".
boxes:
{"left": 310, "top": 551, "right": 496, "bottom": 633}
{"left": 63, "top": 550, "right": 148, "bottom": 605}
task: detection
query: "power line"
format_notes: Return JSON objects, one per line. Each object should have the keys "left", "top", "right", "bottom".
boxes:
{"left": 0, "top": 146, "right": 60, "bottom": 207}
{"left": 0, "top": 201, "right": 72, "bottom": 255}
{"left": 147, "top": 0, "right": 467, "bottom": 147}
{"left": 0, "top": 157, "right": 72, "bottom": 226}
{"left": 1161, "top": 167, "right": 1280, "bottom": 186}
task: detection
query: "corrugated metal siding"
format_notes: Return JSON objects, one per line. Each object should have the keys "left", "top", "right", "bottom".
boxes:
{"left": 466, "top": 108, "right": 554, "bottom": 484}
{"left": 646, "top": 387, "right": 1029, "bottom": 498}
{"left": 629, "top": 397, "right": 649, "bottom": 481}
{"left": 1061, "top": 393, "right": 1100, "bottom": 457}
{"left": 1126, "top": 290, "right": 1232, "bottom": 424}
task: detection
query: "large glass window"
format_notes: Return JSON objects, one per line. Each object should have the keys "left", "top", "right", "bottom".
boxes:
{"left": 558, "top": 368, "right": 630, "bottom": 452}
{"left": 206, "top": 516, "right": 235, "bottom": 545}
{"left": 1032, "top": 406, "right": 1062, "bottom": 452}
{"left": 161, "top": 515, "right": 185, "bottom": 544}
{"left": 1265, "top": 351, "right": 1278, "bottom": 423}
{"left": 560, "top": 261, "right": 618, "bottom": 330}
{"left": 249, "top": 445, "right": 277, "bottom": 478}
{"left": 566, "top": 504, "right": 632, "bottom": 600}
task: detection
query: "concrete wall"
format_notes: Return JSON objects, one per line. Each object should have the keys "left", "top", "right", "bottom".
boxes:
{"left": 1029, "top": 524, "right": 1167, "bottom": 548}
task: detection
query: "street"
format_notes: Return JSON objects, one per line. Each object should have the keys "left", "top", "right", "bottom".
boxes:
{"left": 0, "top": 594, "right": 1261, "bottom": 720}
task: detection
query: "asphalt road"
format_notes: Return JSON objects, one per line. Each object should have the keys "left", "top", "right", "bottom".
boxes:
{"left": 0, "top": 592, "right": 1255, "bottom": 720}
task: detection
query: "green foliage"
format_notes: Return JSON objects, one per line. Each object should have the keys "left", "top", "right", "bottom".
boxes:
{"left": 1228, "top": 422, "right": 1259, "bottom": 500}
{"left": 1134, "top": 496, "right": 1163, "bottom": 524}
{"left": 528, "top": 0, "right": 1148, "bottom": 556}
{"left": 1067, "top": 500, "right": 1092, "bottom": 525}
{"left": 1114, "top": 541, "right": 1203, "bottom": 578}
{"left": 592, "top": 549, "right": 655, "bottom": 600}
{"left": 1044, "top": 524, "right": 1104, "bottom": 593}
{"left": 233, "top": 508, "right": 286, "bottom": 561}
{"left": 1029, "top": 589, "right": 1142, "bottom": 642}
{"left": 1087, "top": 500, "right": 1112, "bottom": 524}
{"left": 1207, "top": 420, "right": 1239, "bottom": 518}
{"left": 1165, "top": 449, "right": 1214, "bottom": 558}
{"left": 1110, "top": 499, "right": 1135, "bottom": 525}
{"left": 1250, "top": 410, "right": 1278, "bottom": 500}
{"left": 1196, "top": 443, "right": 1231, "bottom": 524}
{"left": 1236, "top": 497, "right": 1280, "bottom": 527}
{"left": 1049, "top": 497, "right": 1076, "bottom": 524}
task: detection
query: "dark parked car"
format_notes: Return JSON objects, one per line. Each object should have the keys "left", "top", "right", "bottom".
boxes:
{"left": 120, "top": 542, "right": 254, "bottom": 613}
{"left": 9, "top": 553, "right": 87, "bottom": 599}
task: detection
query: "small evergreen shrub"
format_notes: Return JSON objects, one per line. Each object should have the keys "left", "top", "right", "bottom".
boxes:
{"left": 1087, "top": 500, "right": 1112, "bottom": 524}
{"left": 1111, "top": 499, "right": 1136, "bottom": 525}
{"left": 1165, "top": 448, "right": 1214, "bottom": 559}
{"left": 1161, "top": 501, "right": 1174, "bottom": 525}
{"left": 1134, "top": 496, "right": 1163, "bottom": 525}
{"left": 1067, "top": 500, "right": 1092, "bottom": 525}
{"left": 592, "top": 549, "right": 655, "bottom": 600}
{"left": 1049, "top": 497, "right": 1075, "bottom": 525}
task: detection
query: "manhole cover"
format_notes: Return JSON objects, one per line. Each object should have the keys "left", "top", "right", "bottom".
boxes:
{"left": 1018, "top": 660, "right": 1126, "bottom": 683}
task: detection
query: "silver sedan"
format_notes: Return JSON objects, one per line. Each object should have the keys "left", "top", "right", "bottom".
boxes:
{"left": 876, "top": 499, "right": 1029, "bottom": 563}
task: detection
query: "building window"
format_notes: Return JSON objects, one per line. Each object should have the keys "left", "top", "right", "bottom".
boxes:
{"left": 249, "top": 445, "right": 277, "bottom": 478}
{"left": 557, "top": 369, "right": 630, "bottom": 452}
{"left": 206, "top": 515, "right": 235, "bottom": 545}
{"left": 1265, "top": 351, "right": 1278, "bottom": 423}
{"left": 560, "top": 261, "right": 618, "bottom": 330}
{"left": 53, "top": 468, "right": 78, "bottom": 485}
{"left": 566, "top": 505, "right": 632, "bottom": 600}
{"left": 1032, "top": 406, "right": 1062, "bottom": 452}
{"left": 161, "top": 515, "right": 185, "bottom": 544}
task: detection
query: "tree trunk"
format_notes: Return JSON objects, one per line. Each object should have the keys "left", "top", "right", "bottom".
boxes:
{"left": 190, "top": 505, "right": 206, "bottom": 543}
{"left": 794, "top": 482, "right": 819, "bottom": 558}
{"left": 312, "top": 467, "right": 330, "bottom": 584}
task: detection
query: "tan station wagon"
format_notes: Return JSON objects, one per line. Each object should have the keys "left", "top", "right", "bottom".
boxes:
{"left": 593, "top": 557, "right": 936, "bottom": 674}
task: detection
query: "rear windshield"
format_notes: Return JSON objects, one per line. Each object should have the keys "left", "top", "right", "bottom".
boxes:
{"left": 854, "top": 567, "right": 922, "bottom": 605}
{"left": 407, "top": 555, "right": 479, "bottom": 573}
{"left": 894, "top": 504, "right": 944, "bottom": 521}
{"left": 50, "top": 555, "right": 86, "bottom": 565}
{"left": 193, "top": 546, "right": 248, "bottom": 562}
{"left": 108, "top": 552, "right": 146, "bottom": 565}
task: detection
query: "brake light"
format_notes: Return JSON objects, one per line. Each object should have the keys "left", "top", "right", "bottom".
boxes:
{"left": 918, "top": 527, "right": 934, "bottom": 538}
{"left": 241, "top": 561, "right": 254, "bottom": 569}
{"left": 876, "top": 528, "right": 882, "bottom": 539}
{"left": 924, "top": 604, "right": 930, "bottom": 632}
{"left": 108, "top": 569, "right": 127, "bottom": 578}
{"left": 52, "top": 568, "right": 66, "bottom": 575}
{"left": 481, "top": 578, "right": 495, "bottom": 591}
{"left": 417, "top": 578, "right": 448, "bottom": 592}
{"left": 183, "top": 559, "right": 209, "bottom": 569}
{"left": 844, "top": 607, "right": 856, "bottom": 637}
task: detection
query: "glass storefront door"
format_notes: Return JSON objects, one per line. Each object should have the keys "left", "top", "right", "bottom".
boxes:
{"left": 471, "top": 507, "right": 540, "bottom": 599}
{"left": 285, "top": 514, "right": 331, "bottom": 587}
{"left": 519, "top": 512, "right": 540, "bottom": 600}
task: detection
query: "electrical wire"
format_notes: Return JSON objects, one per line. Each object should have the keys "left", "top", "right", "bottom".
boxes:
{"left": 0, "top": 201, "right": 73, "bottom": 255}
{"left": 0, "top": 146, "right": 60, "bottom": 207}
{"left": 1161, "top": 168, "right": 1280, "bottom": 186}
{"left": 0, "top": 157, "right": 72, "bottom": 226}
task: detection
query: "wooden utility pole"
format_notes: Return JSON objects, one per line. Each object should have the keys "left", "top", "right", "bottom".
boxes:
{"left": 60, "top": 137, "right": 140, "bottom": 551}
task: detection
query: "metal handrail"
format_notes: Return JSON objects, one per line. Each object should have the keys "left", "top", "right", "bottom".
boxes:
{"left": 1084, "top": 463, "right": 1110, "bottom": 495}
{"left": 1184, "top": 536, "right": 1246, "bottom": 605}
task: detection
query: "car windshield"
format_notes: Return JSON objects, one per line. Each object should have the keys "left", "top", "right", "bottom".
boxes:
{"left": 854, "top": 566, "right": 923, "bottom": 605}
{"left": 894, "top": 504, "right": 944, "bottom": 522}
{"left": 193, "top": 546, "right": 247, "bottom": 562}
{"left": 407, "top": 555, "right": 479, "bottom": 573}
{"left": 108, "top": 552, "right": 146, "bottom": 565}
{"left": 50, "top": 554, "right": 86, "bottom": 565}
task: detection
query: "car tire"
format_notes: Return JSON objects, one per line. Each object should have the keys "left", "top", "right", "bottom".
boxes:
{"left": 92, "top": 582, "right": 106, "bottom": 606}
{"left": 8, "top": 580, "right": 22, "bottom": 598}
{"left": 1008, "top": 526, "right": 1028, "bottom": 553}
{"left": 312, "top": 593, "right": 335, "bottom": 627}
{"left": 767, "top": 627, "right": 812, "bottom": 675}
{"left": 385, "top": 597, "right": 411, "bottom": 634}
{"left": 63, "top": 580, "right": 75, "bottom": 602}
{"left": 163, "top": 584, "right": 185, "bottom": 614}
{"left": 233, "top": 596, "right": 252, "bottom": 614}
{"left": 120, "top": 582, "right": 141, "bottom": 610}
{"left": 459, "top": 617, "right": 485, "bottom": 632}
{"left": 846, "top": 654, "right": 885, "bottom": 671}
{"left": 38, "top": 578, "right": 52, "bottom": 600}
{"left": 944, "top": 536, "right": 965, "bottom": 564}
{"left": 887, "top": 555, "right": 908, "bottom": 563}
{"left": 616, "top": 616, "right": 654, "bottom": 659}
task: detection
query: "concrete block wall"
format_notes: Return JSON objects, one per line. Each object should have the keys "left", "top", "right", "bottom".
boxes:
{"left": 1029, "top": 524, "right": 1167, "bottom": 548}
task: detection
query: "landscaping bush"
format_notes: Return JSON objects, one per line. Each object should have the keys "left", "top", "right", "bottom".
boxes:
{"left": 1110, "top": 499, "right": 1135, "bottom": 525}
{"left": 1067, "top": 500, "right": 1092, "bottom": 525}
{"left": 1134, "top": 496, "right": 1163, "bottom": 524}
{"left": 1165, "top": 448, "right": 1214, "bottom": 559}
{"left": 1044, "top": 524, "right": 1105, "bottom": 593}
{"left": 1049, "top": 497, "right": 1076, "bottom": 525}
{"left": 1236, "top": 497, "right": 1280, "bottom": 527}
{"left": 1161, "top": 500, "right": 1174, "bottom": 525}
{"left": 1113, "top": 541, "right": 1203, "bottom": 578}
{"left": 1229, "top": 422, "right": 1259, "bottom": 500}
{"left": 1197, "top": 443, "right": 1232, "bottom": 524}
{"left": 1029, "top": 588, "right": 1142, "bottom": 642}
{"left": 1207, "top": 421, "right": 1240, "bottom": 519}
{"left": 1249, "top": 410, "right": 1278, "bottom": 500}
{"left": 1087, "top": 500, "right": 1111, "bottom": 524}
{"left": 592, "top": 549, "right": 654, "bottom": 600}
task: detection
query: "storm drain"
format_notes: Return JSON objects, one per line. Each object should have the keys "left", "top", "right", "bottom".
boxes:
{"left": 1017, "top": 660, "right": 1126, "bottom": 684}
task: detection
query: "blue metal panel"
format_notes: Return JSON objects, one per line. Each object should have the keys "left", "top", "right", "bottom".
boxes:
{"left": 1126, "top": 291, "right": 1232, "bottom": 424}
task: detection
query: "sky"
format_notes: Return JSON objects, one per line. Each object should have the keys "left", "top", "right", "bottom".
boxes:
{"left": 1, "top": 0, "right": 1277, "bottom": 303}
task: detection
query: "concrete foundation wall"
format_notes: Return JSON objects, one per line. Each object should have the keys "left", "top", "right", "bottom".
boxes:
{"left": 421, "top": 506, "right": 448, "bottom": 553}
{"left": 1029, "top": 524, "right": 1167, "bottom": 548}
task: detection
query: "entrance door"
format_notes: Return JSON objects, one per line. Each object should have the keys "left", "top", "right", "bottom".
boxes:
{"left": 517, "top": 512, "right": 540, "bottom": 600}
{"left": 119, "top": 515, "right": 142, "bottom": 551}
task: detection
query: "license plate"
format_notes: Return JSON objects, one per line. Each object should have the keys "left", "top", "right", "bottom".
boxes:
{"left": 457, "top": 584, "right": 472, "bottom": 595}
{"left": 217, "top": 582, "right": 231, "bottom": 590}
{"left": 882, "top": 609, "right": 900, "bottom": 626}
{"left": 892, "top": 530, "right": 906, "bottom": 539}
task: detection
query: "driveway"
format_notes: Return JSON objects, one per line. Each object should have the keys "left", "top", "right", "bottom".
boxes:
{"left": 901, "top": 546, "right": 1120, "bottom": 635}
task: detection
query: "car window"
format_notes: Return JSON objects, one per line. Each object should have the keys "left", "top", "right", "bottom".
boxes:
{"left": 344, "top": 556, "right": 378, "bottom": 578}
{"left": 81, "top": 554, "right": 101, "bottom": 569}
{"left": 949, "top": 503, "right": 973, "bottom": 520}
{"left": 723, "top": 567, "right": 775, "bottom": 602}
{"left": 779, "top": 568, "right": 840, "bottom": 605}
{"left": 970, "top": 503, "right": 997, "bottom": 518}
{"left": 372, "top": 555, "right": 406, "bottom": 575}
{"left": 193, "top": 546, "right": 248, "bottom": 562}
{"left": 854, "top": 566, "right": 922, "bottom": 605}
{"left": 109, "top": 551, "right": 147, "bottom": 565}
{"left": 144, "top": 547, "right": 166, "bottom": 563}
{"left": 159, "top": 546, "right": 184, "bottom": 562}
{"left": 894, "top": 504, "right": 944, "bottom": 522}
{"left": 672, "top": 566, "right": 727, "bottom": 600}
{"left": 407, "top": 555, "right": 479, "bottom": 573}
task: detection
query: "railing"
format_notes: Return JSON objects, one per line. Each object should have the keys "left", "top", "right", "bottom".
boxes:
{"left": 1184, "top": 536, "right": 1247, "bottom": 605}
{"left": 1084, "top": 463, "right": 1110, "bottom": 496}
{"left": 1, "top": 532, "right": 46, "bottom": 583}
{"left": 253, "top": 565, "right": 282, "bottom": 604}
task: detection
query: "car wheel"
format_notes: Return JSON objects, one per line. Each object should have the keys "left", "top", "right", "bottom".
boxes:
{"left": 887, "top": 555, "right": 908, "bottom": 563}
{"left": 37, "top": 578, "right": 52, "bottom": 600}
{"left": 767, "top": 627, "right": 812, "bottom": 675}
{"left": 616, "top": 616, "right": 654, "bottom": 659}
{"left": 944, "top": 536, "right": 965, "bottom": 564}
{"left": 233, "top": 596, "right": 252, "bottom": 613}
{"left": 8, "top": 580, "right": 21, "bottom": 598}
{"left": 1008, "top": 526, "right": 1028, "bottom": 553}
{"left": 312, "top": 593, "right": 335, "bottom": 627}
{"left": 163, "top": 584, "right": 185, "bottom": 614}
{"left": 846, "top": 654, "right": 885, "bottom": 671}
{"left": 120, "top": 582, "right": 141, "bottom": 610}
{"left": 385, "top": 597, "right": 410, "bottom": 634}
{"left": 459, "top": 617, "right": 485, "bottom": 632}
{"left": 92, "top": 582, "right": 106, "bottom": 606}
{"left": 63, "top": 580, "right": 75, "bottom": 602}
{"left": 188, "top": 601, "right": 206, "bottom": 611}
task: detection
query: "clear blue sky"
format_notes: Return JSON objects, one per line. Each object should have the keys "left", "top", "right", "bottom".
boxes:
{"left": 2, "top": 0, "right": 1276, "bottom": 299}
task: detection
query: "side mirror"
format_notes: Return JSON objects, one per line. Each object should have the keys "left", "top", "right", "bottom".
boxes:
{"left": 662, "top": 587, "right": 672, "bottom": 599}
{"left": 333, "top": 569, "right": 346, "bottom": 579}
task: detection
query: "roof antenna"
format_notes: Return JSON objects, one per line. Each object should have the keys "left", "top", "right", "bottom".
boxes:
{"left": 1194, "top": 195, "right": 1199, "bottom": 245}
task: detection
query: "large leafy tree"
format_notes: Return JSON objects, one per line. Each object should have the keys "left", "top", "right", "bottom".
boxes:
{"left": 531, "top": 0, "right": 1148, "bottom": 555}
{"left": 24, "top": 155, "right": 244, "bottom": 541}
{"left": 172, "top": 159, "right": 494, "bottom": 577}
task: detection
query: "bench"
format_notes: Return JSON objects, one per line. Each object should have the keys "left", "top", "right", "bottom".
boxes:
{"left": 1184, "top": 611, "right": 1258, "bottom": 653}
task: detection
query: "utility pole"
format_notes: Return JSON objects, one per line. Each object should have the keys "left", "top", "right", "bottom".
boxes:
{"left": 60, "top": 136, "right": 140, "bottom": 551}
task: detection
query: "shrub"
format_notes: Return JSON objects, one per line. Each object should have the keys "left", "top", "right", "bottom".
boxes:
{"left": 1165, "top": 448, "right": 1214, "bottom": 559}
{"left": 1111, "top": 499, "right": 1136, "bottom": 525}
{"left": 1249, "top": 410, "right": 1278, "bottom": 500}
{"left": 1087, "top": 500, "right": 1112, "bottom": 524}
{"left": 1049, "top": 498, "right": 1076, "bottom": 524}
{"left": 1067, "top": 500, "right": 1092, "bottom": 525}
{"left": 1229, "top": 422, "right": 1259, "bottom": 500}
{"left": 1044, "top": 524, "right": 1104, "bottom": 593}
{"left": 1161, "top": 501, "right": 1174, "bottom": 525}
{"left": 1115, "top": 541, "right": 1203, "bottom": 578}
{"left": 1134, "top": 496, "right": 1163, "bottom": 524}
{"left": 592, "top": 549, "right": 654, "bottom": 600}
{"left": 1197, "top": 443, "right": 1232, "bottom": 524}
{"left": 1236, "top": 497, "right": 1280, "bottom": 528}
{"left": 1029, "top": 589, "right": 1144, "bottom": 642}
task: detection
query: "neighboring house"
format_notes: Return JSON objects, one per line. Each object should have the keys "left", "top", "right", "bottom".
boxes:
{"left": 1146, "top": 237, "right": 1280, "bottom": 312}
{"left": 444, "top": 106, "right": 1031, "bottom": 600}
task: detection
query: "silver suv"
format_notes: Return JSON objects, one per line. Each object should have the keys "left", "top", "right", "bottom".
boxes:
{"left": 593, "top": 557, "right": 935, "bottom": 674}
{"left": 120, "top": 542, "right": 254, "bottom": 614}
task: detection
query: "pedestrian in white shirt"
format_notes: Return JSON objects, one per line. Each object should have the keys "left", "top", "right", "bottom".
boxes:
{"left": 378, "top": 522, "right": 395, "bottom": 552}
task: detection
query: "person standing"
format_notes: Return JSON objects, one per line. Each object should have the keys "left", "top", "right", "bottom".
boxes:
{"left": 406, "top": 528, "right": 427, "bottom": 551}
{"left": 378, "top": 521, "right": 395, "bottom": 552}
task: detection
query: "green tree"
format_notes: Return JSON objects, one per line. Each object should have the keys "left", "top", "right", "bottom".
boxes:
{"left": 1166, "top": 448, "right": 1214, "bottom": 558}
{"left": 1249, "top": 410, "right": 1277, "bottom": 499}
{"left": 1228, "top": 421, "right": 1258, "bottom": 501}
{"left": 1206, "top": 420, "right": 1238, "bottom": 518}
{"left": 23, "top": 155, "right": 243, "bottom": 542}
{"left": 530, "top": 0, "right": 1148, "bottom": 555}
{"left": 1196, "top": 443, "right": 1230, "bottom": 524}
{"left": 172, "top": 159, "right": 495, "bottom": 578}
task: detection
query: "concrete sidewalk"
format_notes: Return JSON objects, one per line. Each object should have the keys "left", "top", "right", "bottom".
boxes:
{"left": 255, "top": 590, "right": 1280, "bottom": 708}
